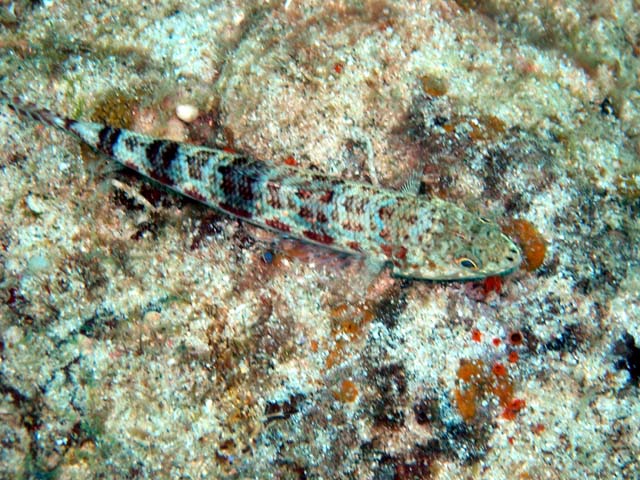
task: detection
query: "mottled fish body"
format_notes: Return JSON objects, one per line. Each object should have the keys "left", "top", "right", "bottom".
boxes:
{"left": 1, "top": 92, "right": 521, "bottom": 281}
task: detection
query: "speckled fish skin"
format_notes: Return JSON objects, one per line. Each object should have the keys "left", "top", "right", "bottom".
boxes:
{"left": 1, "top": 93, "right": 522, "bottom": 281}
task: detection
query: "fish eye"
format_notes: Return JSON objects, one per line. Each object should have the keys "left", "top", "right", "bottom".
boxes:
{"left": 457, "top": 257, "right": 479, "bottom": 270}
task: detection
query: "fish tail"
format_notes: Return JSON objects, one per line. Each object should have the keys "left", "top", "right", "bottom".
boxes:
{"left": 1, "top": 90, "right": 125, "bottom": 165}
{"left": 0, "top": 90, "right": 71, "bottom": 131}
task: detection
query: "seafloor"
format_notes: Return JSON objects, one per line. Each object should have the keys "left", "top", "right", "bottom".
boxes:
{"left": 0, "top": 1, "right": 638, "bottom": 479}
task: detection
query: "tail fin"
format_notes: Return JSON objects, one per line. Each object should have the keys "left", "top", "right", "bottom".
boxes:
{"left": 0, "top": 91, "right": 110, "bottom": 155}
{"left": 0, "top": 90, "right": 70, "bottom": 131}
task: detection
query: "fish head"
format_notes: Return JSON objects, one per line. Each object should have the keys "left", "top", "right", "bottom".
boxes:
{"left": 391, "top": 201, "right": 522, "bottom": 282}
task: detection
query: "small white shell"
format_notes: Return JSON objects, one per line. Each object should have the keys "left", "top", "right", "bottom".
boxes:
{"left": 175, "top": 104, "right": 199, "bottom": 123}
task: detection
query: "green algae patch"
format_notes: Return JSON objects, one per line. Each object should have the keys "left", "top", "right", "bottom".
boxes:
{"left": 89, "top": 88, "right": 147, "bottom": 130}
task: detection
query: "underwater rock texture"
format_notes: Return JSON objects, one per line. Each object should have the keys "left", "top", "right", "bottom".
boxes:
{"left": 0, "top": 0, "right": 638, "bottom": 478}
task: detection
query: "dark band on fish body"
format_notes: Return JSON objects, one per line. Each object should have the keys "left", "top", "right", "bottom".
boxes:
{"left": 146, "top": 139, "right": 179, "bottom": 185}
{"left": 97, "top": 126, "right": 121, "bottom": 156}
{"left": 217, "top": 156, "right": 267, "bottom": 214}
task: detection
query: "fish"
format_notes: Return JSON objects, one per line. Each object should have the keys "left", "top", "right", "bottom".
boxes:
{"left": 0, "top": 91, "right": 521, "bottom": 281}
